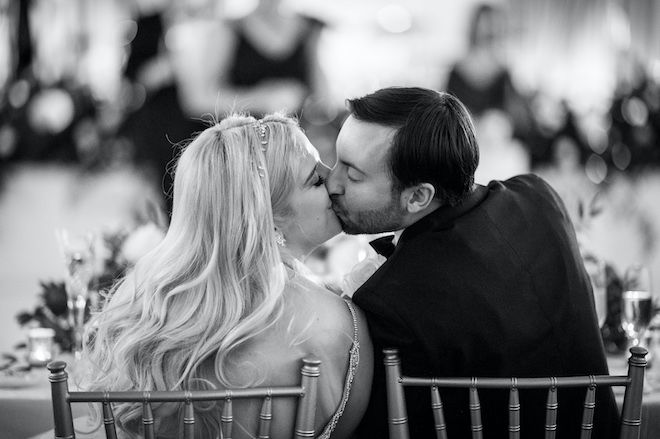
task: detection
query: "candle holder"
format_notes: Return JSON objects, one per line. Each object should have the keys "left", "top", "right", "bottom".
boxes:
{"left": 27, "top": 327, "right": 56, "bottom": 366}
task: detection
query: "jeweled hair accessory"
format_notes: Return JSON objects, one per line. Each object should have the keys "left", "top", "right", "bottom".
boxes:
{"left": 252, "top": 120, "right": 269, "bottom": 178}
{"left": 253, "top": 120, "right": 269, "bottom": 151}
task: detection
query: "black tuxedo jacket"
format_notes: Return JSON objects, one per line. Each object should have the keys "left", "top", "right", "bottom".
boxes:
{"left": 353, "top": 174, "right": 619, "bottom": 439}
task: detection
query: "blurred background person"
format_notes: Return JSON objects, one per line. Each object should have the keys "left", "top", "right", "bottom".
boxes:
{"left": 115, "top": 0, "right": 203, "bottom": 213}
{"left": 172, "top": 0, "right": 337, "bottom": 163}
{"left": 444, "top": 2, "right": 535, "bottom": 184}
{"left": 446, "top": 3, "right": 519, "bottom": 122}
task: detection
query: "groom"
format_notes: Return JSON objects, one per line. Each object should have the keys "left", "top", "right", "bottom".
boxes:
{"left": 325, "top": 86, "right": 619, "bottom": 438}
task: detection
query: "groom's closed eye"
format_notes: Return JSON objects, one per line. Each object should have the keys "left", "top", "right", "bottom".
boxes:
{"left": 347, "top": 168, "right": 362, "bottom": 182}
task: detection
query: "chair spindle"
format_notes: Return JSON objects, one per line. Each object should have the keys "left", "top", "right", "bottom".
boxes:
{"left": 579, "top": 377, "right": 596, "bottom": 439}
{"left": 142, "top": 393, "right": 155, "bottom": 439}
{"left": 102, "top": 395, "right": 118, "bottom": 439}
{"left": 469, "top": 380, "right": 484, "bottom": 439}
{"left": 221, "top": 394, "right": 233, "bottom": 439}
{"left": 431, "top": 385, "right": 447, "bottom": 439}
{"left": 508, "top": 379, "right": 521, "bottom": 439}
{"left": 544, "top": 380, "right": 558, "bottom": 439}
{"left": 258, "top": 393, "right": 273, "bottom": 439}
{"left": 183, "top": 393, "right": 195, "bottom": 439}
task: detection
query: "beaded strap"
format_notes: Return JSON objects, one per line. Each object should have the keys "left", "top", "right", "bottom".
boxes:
{"left": 317, "top": 300, "right": 360, "bottom": 439}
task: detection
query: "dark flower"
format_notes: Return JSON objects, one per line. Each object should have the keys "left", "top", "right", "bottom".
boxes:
{"left": 40, "top": 281, "right": 68, "bottom": 316}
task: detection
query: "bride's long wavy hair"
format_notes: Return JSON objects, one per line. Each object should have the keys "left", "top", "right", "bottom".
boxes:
{"left": 83, "top": 113, "right": 317, "bottom": 438}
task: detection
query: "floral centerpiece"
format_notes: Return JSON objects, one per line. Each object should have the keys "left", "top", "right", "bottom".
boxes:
{"left": 15, "top": 220, "right": 166, "bottom": 353}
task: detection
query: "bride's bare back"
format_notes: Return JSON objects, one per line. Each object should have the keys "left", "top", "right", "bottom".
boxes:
{"left": 202, "top": 278, "right": 373, "bottom": 439}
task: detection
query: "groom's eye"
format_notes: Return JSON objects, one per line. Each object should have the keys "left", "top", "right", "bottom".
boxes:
{"left": 347, "top": 169, "right": 361, "bottom": 182}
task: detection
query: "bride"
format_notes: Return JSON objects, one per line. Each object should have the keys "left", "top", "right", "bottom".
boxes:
{"left": 81, "top": 113, "right": 373, "bottom": 438}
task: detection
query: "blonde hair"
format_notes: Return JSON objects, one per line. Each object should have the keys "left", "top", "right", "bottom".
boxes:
{"left": 84, "top": 113, "right": 318, "bottom": 437}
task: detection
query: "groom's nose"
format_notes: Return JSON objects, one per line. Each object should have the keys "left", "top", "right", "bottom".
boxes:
{"left": 324, "top": 165, "right": 342, "bottom": 196}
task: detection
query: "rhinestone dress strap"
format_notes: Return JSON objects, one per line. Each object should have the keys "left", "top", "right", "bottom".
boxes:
{"left": 317, "top": 299, "right": 360, "bottom": 439}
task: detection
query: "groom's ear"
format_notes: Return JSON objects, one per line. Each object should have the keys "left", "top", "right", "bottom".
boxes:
{"left": 401, "top": 183, "right": 436, "bottom": 213}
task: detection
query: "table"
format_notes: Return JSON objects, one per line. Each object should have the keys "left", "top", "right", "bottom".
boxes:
{"left": 1, "top": 355, "right": 659, "bottom": 439}
{"left": 0, "top": 367, "right": 56, "bottom": 439}
{"left": 0, "top": 355, "right": 88, "bottom": 439}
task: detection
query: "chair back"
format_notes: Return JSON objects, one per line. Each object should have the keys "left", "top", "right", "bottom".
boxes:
{"left": 383, "top": 346, "right": 647, "bottom": 439}
{"left": 48, "top": 358, "right": 321, "bottom": 439}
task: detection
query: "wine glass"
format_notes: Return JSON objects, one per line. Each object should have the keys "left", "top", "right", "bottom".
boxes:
{"left": 55, "top": 228, "right": 96, "bottom": 359}
{"left": 585, "top": 258, "right": 608, "bottom": 328}
{"left": 621, "top": 263, "right": 653, "bottom": 348}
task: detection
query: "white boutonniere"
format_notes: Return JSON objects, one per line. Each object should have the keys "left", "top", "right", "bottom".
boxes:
{"left": 341, "top": 254, "right": 386, "bottom": 298}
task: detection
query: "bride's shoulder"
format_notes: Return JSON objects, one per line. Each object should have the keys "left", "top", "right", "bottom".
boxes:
{"left": 284, "top": 278, "right": 356, "bottom": 346}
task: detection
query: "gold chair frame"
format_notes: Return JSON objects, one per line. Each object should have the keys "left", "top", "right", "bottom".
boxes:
{"left": 48, "top": 358, "right": 321, "bottom": 439}
{"left": 384, "top": 346, "right": 647, "bottom": 439}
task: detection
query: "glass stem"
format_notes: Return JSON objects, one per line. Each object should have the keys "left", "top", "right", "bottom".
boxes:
{"left": 68, "top": 294, "right": 87, "bottom": 358}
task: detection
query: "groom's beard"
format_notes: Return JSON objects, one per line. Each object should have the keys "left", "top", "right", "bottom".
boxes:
{"left": 331, "top": 194, "right": 406, "bottom": 235}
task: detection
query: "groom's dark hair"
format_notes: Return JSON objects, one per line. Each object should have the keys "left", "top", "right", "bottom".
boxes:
{"left": 346, "top": 86, "right": 479, "bottom": 207}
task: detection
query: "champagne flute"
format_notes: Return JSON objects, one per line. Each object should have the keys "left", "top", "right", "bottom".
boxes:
{"left": 585, "top": 258, "right": 608, "bottom": 328}
{"left": 55, "top": 228, "right": 96, "bottom": 359}
{"left": 621, "top": 263, "right": 653, "bottom": 348}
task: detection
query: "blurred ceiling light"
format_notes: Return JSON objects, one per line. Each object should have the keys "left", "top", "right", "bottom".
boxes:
{"left": 223, "top": 0, "right": 258, "bottom": 19}
{"left": 117, "top": 20, "right": 137, "bottom": 46}
{"left": 622, "top": 97, "right": 649, "bottom": 127}
{"left": 8, "top": 80, "right": 31, "bottom": 109}
{"left": 612, "top": 141, "right": 631, "bottom": 171}
{"left": 377, "top": 4, "right": 412, "bottom": 34}
{"left": 118, "top": 20, "right": 138, "bottom": 46}
{"left": 652, "top": 60, "right": 660, "bottom": 83}
{"left": 27, "top": 88, "right": 75, "bottom": 134}
{"left": 586, "top": 125, "right": 608, "bottom": 155}
{"left": 585, "top": 153, "right": 608, "bottom": 185}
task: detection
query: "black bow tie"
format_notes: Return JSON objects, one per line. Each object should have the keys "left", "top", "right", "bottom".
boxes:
{"left": 369, "top": 235, "right": 396, "bottom": 258}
